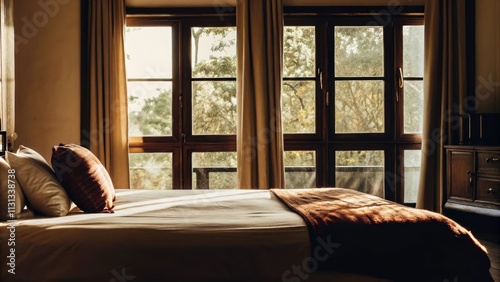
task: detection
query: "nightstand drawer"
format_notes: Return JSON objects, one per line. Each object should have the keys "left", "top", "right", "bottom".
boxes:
{"left": 477, "top": 151, "right": 500, "bottom": 175}
{"left": 476, "top": 177, "right": 500, "bottom": 204}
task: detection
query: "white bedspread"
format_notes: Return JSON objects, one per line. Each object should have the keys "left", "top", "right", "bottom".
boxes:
{"left": 0, "top": 189, "right": 390, "bottom": 282}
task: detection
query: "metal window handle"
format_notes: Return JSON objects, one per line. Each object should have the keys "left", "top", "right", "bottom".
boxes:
{"left": 487, "top": 188, "right": 497, "bottom": 194}
{"left": 318, "top": 68, "right": 329, "bottom": 106}
{"left": 319, "top": 71, "right": 323, "bottom": 90}
{"left": 486, "top": 158, "right": 499, "bottom": 163}
{"left": 396, "top": 68, "right": 404, "bottom": 102}
{"left": 398, "top": 68, "right": 404, "bottom": 89}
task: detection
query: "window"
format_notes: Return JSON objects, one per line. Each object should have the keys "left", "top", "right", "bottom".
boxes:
{"left": 125, "top": 17, "right": 237, "bottom": 190}
{"left": 125, "top": 9, "right": 424, "bottom": 206}
{"left": 190, "top": 26, "right": 237, "bottom": 136}
{"left": 284, "top": 150, "right": 316, "bottom": 188}
{"left": 396, "top": 20, "right": 424, "bottom": 205}
{"left": 282, "top": 26, "right": 317, "bottom": 134}
{"left": 282, "top": 22, "right": 323, "bottom": 189}
{"left": 282, "top": 14, "right": 424, "bottom": 205}
{"left": 126, "top": 24, "right": 176, "bottom": 189}
{"left": 334, "top": 25, "right": 385, "bottom": 134}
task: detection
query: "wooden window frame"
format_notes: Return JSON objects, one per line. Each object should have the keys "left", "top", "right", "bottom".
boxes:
{"left": 126, "top": 14, "right": 237, "bottom": 190}
{"left": 394, "top": 18, "right": 424, "bottom": 143}
{"left": 285, "top": 11, "right": 424, "bottom": 203}
{"left": 122, "top": 8, "right": 425, "bottom": 199}
{"left": 181, "top": 18, "right": 237, "bottom": 143}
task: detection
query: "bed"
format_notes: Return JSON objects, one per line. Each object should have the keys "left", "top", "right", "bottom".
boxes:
{"left": 0, "top": 145, "right": 493, "bottom": 281}
{"left": 0, "top": 188, "right": 493, "bottom": 282}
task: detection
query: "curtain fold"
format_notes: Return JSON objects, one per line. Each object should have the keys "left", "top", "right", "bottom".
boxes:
{"left": 0, "top": 0, "right": 16, "bottom": 150}
{"left": 236, "top": 0, "right": 285, "bottom": 189}
{"left": 417, "top": 0, "right": 472, "bottom": 212}
{"left": 87, "top": 0, "right": 130, "bottom": 188}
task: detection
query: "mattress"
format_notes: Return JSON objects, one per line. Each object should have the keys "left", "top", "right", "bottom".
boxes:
{"left": 0, "top": 189, "right": 390, "bottom": 282}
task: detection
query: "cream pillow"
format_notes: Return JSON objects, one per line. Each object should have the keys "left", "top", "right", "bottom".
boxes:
{"left": 0, "top": 157, "right": 26, "bottom": 220}
{"left": 6, "top": 146, "right": 71, "bottom": 217}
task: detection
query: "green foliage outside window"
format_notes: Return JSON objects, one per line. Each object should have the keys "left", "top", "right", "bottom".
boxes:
{"left": 126, "top": 24, "right": 423, "bottom": 190}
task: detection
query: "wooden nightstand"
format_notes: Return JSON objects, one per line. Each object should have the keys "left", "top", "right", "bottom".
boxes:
{"left": 445, "top": 146, "right": 500, "bottom": 213}
{"left": 444, "top": 145, "right": 500, "bottom": 243}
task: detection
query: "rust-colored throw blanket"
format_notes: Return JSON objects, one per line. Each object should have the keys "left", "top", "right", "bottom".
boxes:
{"left": 271, "top": 188, "right": 492, "bottom": 282}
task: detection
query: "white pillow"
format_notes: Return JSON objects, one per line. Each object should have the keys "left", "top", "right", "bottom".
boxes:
{"left": 0, "top": 157, "right": 26, "bottom": 220}
{"left": 6, "top": 146, "right": 70, "bottom": 217}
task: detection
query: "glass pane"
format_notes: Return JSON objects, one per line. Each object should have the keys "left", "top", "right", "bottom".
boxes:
{"left": 335, "top": 150, "right": 384, "bottom": 197}
{"left": 404, "top": 81, "right": 424, "bottom": 134}
{"left": 282, "top": 80, "right": 316, "bottom": 133}
{"left": 128, "top": 82, "right": 172, "bottom": 136}
{"left": 335, "top": 80, "right": 384, "bottom": 133}
{"left": 284, "top": 26, "right": 315, "bottom": 77}
{"left": 335, "top": 26, "right": 384, "bottom": 77}
{"left": 192, "top": 27, "right": 236, "bottom": 78}
{"left": 125, "top": 27, "right": 172, "bottom": 79}
{"left": 129, "top": 153, "right": 173, "bottom": 190}
{"left": 284, "top": 151, "right": 316, "bottom": 189}
{"left": 403, "top": 26, "right": 424, "bottom": 77}
{"left": 192, "top": 81, "right": 236, "bottom": 135}
{"left": 404, "top": 150, "right": 421, "bottom": 203}
{"left": 192, "top": 152, "right": 237, "bottom": 189}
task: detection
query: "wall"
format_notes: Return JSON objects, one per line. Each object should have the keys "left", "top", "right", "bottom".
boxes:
{"left": 14, "top": 0, "right": 81, "bottom": 161}
{"left": 475, "top": 0, "right": 500, "bottom": 113}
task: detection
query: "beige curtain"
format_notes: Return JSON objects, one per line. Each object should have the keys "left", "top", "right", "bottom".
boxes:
{"left": 87, "top": 0, "right": 129, "bottom": 188}
{"left": 417, "top": 0, "right": 472, "bottom": 212}
{"left": 0, "top": 0, "right": 16, "bottom": 150}
{"left": 236, "top": 0, "right": 285, "bottom": 189}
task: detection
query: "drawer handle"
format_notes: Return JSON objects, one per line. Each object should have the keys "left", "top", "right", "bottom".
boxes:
{"left": 485, "top": 158, "right": 499, "bottom": 163}
{"left": 488, "top": 188, "right": 497, "bottom": 194}
{"left": 467, "top": 171, "right": 473, "bottom": 185}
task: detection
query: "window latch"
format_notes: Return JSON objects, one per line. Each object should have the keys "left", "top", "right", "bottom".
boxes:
{"left": 318, "top": 68, "right": 323, "bottom": 90}
{"left": 397, "top": 67, "right": 404, "bottom": 101}
{"left": 398, "top": 68, "right": 404, "bottom": 89}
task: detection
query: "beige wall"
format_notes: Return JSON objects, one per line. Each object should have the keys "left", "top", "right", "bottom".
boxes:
{"left": 475, "top": 0, "right": 500, "bottom": 113}
{"left": 14, "top": 0, "right": 81, "bottom": 162}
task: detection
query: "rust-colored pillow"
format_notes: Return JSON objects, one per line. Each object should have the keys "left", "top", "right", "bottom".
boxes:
{"left": 51, "top": 144, "right": 115, "bottom": 213}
